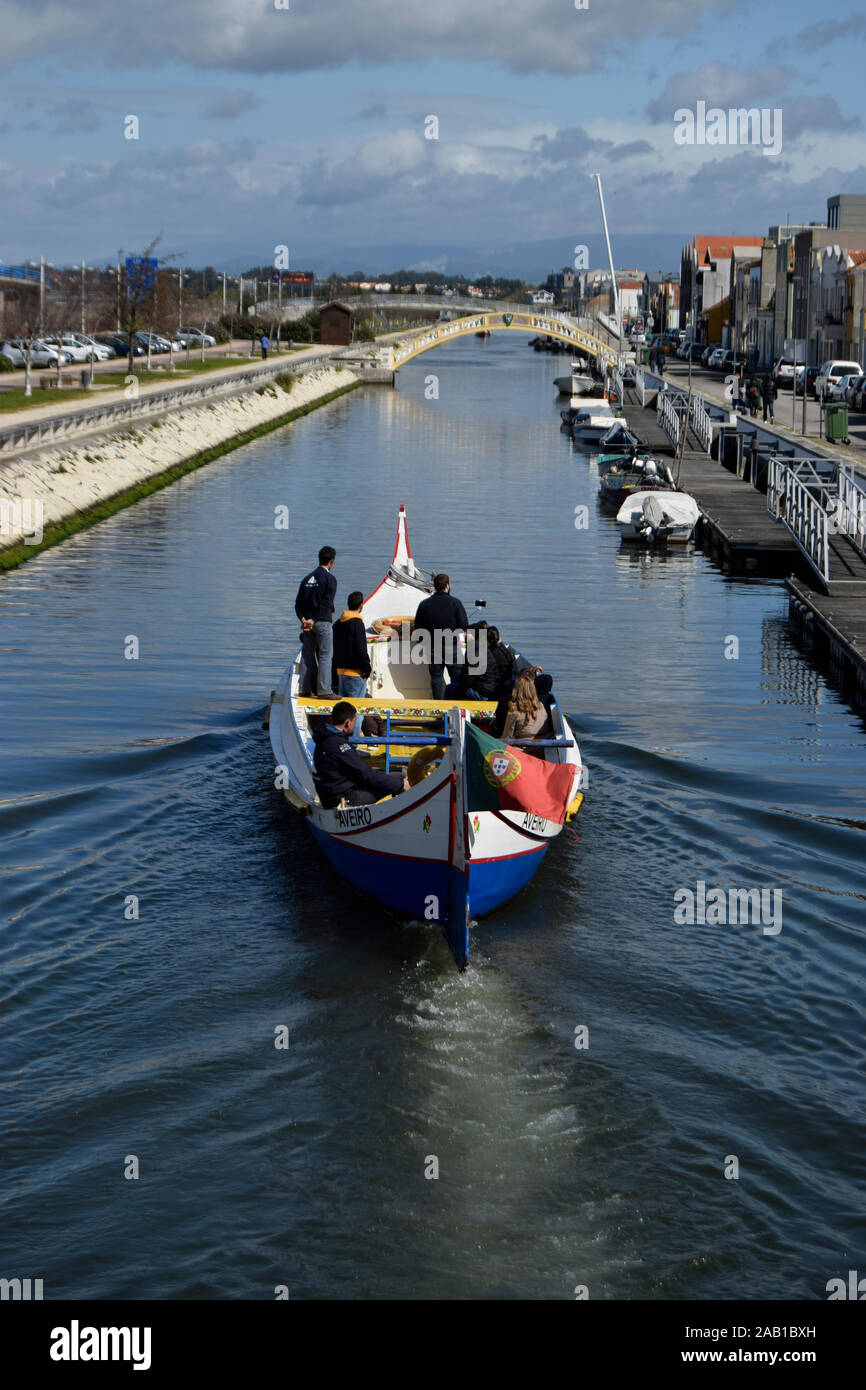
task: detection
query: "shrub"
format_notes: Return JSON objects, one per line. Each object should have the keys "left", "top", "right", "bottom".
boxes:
{"left": 0, "top": 354, "right": 16, "bottom": 373}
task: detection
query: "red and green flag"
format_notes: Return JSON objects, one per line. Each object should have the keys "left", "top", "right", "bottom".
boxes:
{"left": 464, "top": 721, "right": 576, "bottom": 825}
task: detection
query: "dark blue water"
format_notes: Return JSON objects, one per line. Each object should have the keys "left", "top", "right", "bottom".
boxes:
{"left": 2, "top": 335, "right": 864, "bottom": 1300}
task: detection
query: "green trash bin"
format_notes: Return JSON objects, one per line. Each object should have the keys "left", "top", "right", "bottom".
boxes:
{"left": 640, "top": 347, "right": 651, "bottom": 365}
{"left": 826, "top": 402, "right": 849, "bottom": 442}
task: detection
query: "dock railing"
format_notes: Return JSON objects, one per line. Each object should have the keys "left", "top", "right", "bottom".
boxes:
{"left": 658, "top": 387, "right": 687, "bottom": 449}
{"left": 837, "top": 465, "right": 866, "bottom": 553}
{"left": 767, "top": 457, "right": 831, "bottom": 585}
{"left": 690, "top": 394, "right": 715, "bottom": 454}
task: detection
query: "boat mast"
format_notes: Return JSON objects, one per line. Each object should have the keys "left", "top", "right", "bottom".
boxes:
{"left": 590, "top": 172, "right": 622, "bottom": 371}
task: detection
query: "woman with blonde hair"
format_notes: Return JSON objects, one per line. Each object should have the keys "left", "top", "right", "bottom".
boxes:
{"left": 502, "top": 668, "right": 547, "bottom": 743}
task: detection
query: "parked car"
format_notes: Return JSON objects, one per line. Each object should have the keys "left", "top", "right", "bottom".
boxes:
{"left": 42, "top": 334, "right": 91, "bottom": 363}
{"left": 828, "top": 373, "right": 861, "bottom": 403}
{"left": 844, "top": 373, "right": 866, "bottom": 406}
{"left": 94, "top": 333, "right": 145, "bottom": 357}
{"left": 701, "top": 344, "right": 720, "bottom": 367}
{"left": 176, "top": 327, "right": 217, "bottom": 348}
{"left": 815, "top": 359, "right": 863, "bottom": 399}
{"left": 707, "top": 348, "right": 727, "bottom": 369}
{"left": 3, "top": 338, "right": 74, "bottom": 366}
{"left": 0, "top": 339, "right": 27, "bottom": 366}
{"left": 719, "top": 349, "right": 748, "bottom": 373}
{"left": 772, "top": 357, "right": 802, "bottom": 389}
{"left": 853, "top": 378, "right": 866, "bottom": 412}
{"left": 794, "top": 366, "right": 818, "bottom": 397}
{"left": 70, "top": 333, "right": 113, "bottom": 361}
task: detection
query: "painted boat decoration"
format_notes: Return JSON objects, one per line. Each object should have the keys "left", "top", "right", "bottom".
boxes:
{"left": 267, "top": 507, "right": 585, "bottom": 969}
{"left": 616, "top": 489, "right": 700, "bottom": 544}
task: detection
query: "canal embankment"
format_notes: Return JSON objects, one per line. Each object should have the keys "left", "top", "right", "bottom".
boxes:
{"left": 0, "top": 360, "right": 359, "bottom": 570}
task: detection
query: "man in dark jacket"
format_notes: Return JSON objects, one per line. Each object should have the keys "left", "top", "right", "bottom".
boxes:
{"left": 465, "top": 625, "right": 512, "bottom": 701}
{"left": 295, "top": 546, "right": 337, "bottom": 697}
{"left": 333, "top": 590, "right": 371, "bottom": 698}
{"left": 413, "top": 573, "right": 469, "bottom": 700}
{"left": 762, "top": 372, "right": 777, "bottom": 422}
{"left": 312, "top": 702, "right": 409, "bottom": 809}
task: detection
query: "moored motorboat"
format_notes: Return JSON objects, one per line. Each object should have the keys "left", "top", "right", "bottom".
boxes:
{"left": 615, "top": 489, "right": 700, "bottom": 544}
{"left": 570, "top": 404, "right": 624, "bottom": 443}
{"left": 267, "top": 507, "right": 585, "bottom": 970}
{"left": 599, "top": 457, "right": 674, "bottom": 508}
{"left": 554, "top": 358, "right": 594, "bottom": 394}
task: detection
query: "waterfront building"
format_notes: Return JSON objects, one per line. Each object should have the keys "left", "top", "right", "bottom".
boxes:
{"left": 680, "top": 235, "right": 764, "bottom": 343}
{"left": 319, "top": 300, "right": 353, "bottom": 346}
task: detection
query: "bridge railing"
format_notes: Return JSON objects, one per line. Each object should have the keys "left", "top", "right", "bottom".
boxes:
{"left": 0, "top": 264, "right": 41, "bottom": 283}
{"left": 767, "top": 458, "right": 830, "bottom": 585}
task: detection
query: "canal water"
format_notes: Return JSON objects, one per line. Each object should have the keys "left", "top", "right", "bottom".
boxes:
{"left": 1, "top": 334, "right": 864, "bottom": 1300}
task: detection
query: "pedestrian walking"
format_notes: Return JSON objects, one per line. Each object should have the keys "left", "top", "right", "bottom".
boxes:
{"left": 762, "top": 372, "right": 777, "bottom": 423}
{"left": 260, "top": 331, "right": 270, "bottom": 360}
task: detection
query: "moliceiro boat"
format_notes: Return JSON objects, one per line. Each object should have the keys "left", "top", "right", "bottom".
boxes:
{"left": 267, "top": 508, "right": 585, "bottom": 969}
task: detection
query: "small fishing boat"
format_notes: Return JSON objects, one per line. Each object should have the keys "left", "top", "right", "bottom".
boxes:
{"left": 267, "top": 507, "right": 585, "bottom": 970}
{"left": 616, "top": 489, "right": 700, "bottom": 544}
{"left": 554, "top": 359, "right": 594, "bottom": 395}
{"left": 598, "top": 457, "right": 674, "bottom": 508}
{"left": 475, "top": 330, "right": 491, "bottom": 339}
{"left": 570, "top": 404, "right": 624, "bottom": 443}
{"left": 596, "top": 420, "right": 642, "bottom": 457}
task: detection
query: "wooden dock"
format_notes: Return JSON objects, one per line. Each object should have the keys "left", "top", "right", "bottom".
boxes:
{"left": 620, "top": 387, "right": 866, "bottom": 706}
{"left": 622, "top": 389, "right": 801, "bottom": 576}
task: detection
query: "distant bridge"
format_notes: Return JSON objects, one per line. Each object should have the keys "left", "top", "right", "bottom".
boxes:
{"left": 360, "top": 308, "right": 622, "bottom": 370}
{"left": 251, "top": 293, "right": 579, "bottom": 323}
{"left": 0, "top": 265, "right": 40, "bottom": 289}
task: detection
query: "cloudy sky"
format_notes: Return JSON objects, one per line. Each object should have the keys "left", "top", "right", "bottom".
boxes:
{"left": 1, "top": 0, "right": 864, "bottom": 276}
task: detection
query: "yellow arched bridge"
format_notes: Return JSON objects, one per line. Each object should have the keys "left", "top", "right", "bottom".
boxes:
{"left": 381, "top": 310, "right": 620, "bottom": 371}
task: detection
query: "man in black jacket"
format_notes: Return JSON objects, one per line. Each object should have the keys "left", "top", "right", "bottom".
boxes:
{"left": 332, "top": 590, "right": 371, "bottom": 697}
{"left": 413, "top": 573, "right": 469, "bottom": 700}
{"left": 313, "top": 702, "right": 409, "bottom": 808}
{"left": 295, "top": 545, "right": 337, "bottom": 697}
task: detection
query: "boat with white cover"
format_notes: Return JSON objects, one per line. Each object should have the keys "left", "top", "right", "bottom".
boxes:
{"left": 615, "top": 489, "right": 700, "bottom": 544}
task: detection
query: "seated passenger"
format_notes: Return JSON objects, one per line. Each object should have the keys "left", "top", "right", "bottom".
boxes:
{"left": 313, "top": 701, "right": 410, "bottom": 809}
{"left": 465, "top": 625, "right": 513, "bottom": 702}
{"left": 501, "top": 670, "right": 548, "bottom": 744}
{"left": 333, "top": 590, "right": 371, "bottom": 698}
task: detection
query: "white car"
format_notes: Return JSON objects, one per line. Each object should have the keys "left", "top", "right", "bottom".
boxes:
{"left": 815, "top": 359, "right": 862, "bottom": 399}
{"left": 71, "top": 333, "right": 113, "bottom": 361}
{"left": 176, "top": 327, "right": 216, "bottom": 347}
{"left": 0, "top": 339, "right": 27, "bottom": 365}
{"left": 707, "top": 348, "right": 726, "bottom": 369}
{"left": 827, "top": 374, "right": 860, "bottom": 402}
{"left": 43, "top": 335, "right": 91, "bottom": 363}
{"left": 772, "top": 357, "right": 802, "bottom": 389}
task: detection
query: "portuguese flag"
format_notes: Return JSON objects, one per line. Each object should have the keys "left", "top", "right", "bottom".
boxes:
{"left": 465, "top": 722, "right": 576, "bottom": 824}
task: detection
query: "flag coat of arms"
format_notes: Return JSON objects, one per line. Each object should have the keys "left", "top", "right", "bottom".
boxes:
{"left": 465, "top": 722, "right": 576, "bottom": 824}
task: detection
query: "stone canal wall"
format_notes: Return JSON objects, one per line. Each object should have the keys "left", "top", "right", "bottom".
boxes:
{"left": 0, "top": 363, "right": 359, "bottom": 569}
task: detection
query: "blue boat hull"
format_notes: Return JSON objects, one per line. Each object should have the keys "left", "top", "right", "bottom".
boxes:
{"left": 308, "top": 822, "right": 548, "bottom": 925}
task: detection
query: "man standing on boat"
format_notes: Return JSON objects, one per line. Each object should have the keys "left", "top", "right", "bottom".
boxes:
{"left": 295, "top": 546, "right": 338, "bottom": 697}
{"left": 413, "top": 573, "right": 469, "bottom": 700}
{"left": 313, "top": 702, "right": 410, "bottom": 808}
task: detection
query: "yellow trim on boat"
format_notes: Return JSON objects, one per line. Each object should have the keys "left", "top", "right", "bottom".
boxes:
{"left": 566, "top": 792, "right": 584, "bottom": 821}
{"left": 296, "top": 696, "right": 499, "bottom": 713}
